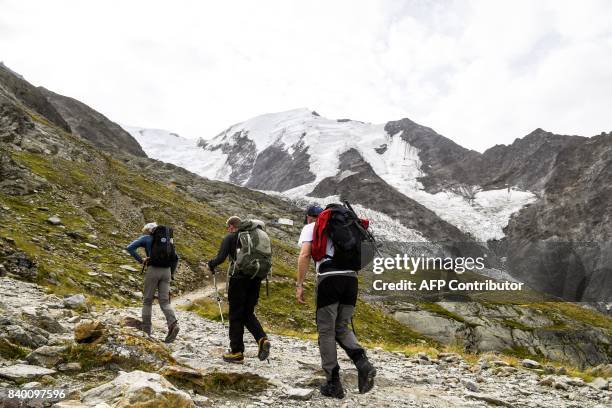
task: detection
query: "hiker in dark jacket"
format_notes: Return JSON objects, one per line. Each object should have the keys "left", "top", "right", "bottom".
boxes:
{"left": 126, "top": 222, "right": 180, "bottom": 343}
{"left": 206, "top": 216, "right": 271, "bottom": 364}
{"left": 296, "top": 205, "right": 376, "bottom": 399}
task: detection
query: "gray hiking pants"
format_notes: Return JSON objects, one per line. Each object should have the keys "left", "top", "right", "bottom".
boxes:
{"left": 316, "top": 275, "right": 366, "bottom": 380}
{"left": 142, "top": 265, "right": 177, "bottom": 334}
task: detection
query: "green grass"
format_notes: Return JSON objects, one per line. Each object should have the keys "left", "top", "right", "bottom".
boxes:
{"left": 182, "top": 298, "right": 228, "bottom": 322}
{"left": 418, "top": 302, "right": 473, "bottom": 326}
{"left": 534, "top": 302, "right": 612, "bottom": 334}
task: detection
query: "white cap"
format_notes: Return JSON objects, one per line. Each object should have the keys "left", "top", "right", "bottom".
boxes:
{"left": 142, "top": 222, "right": 158, "bottom": 234}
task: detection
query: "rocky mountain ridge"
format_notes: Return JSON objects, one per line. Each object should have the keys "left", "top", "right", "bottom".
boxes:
{"left": 130, "top": 108, "right": 612, "bottom": 303}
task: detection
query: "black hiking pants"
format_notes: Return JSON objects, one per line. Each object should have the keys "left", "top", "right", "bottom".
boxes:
{"left": 316, "top": 275, "right": 366, "bottom": 380}
{"left": 228, "top": 276, "right": 266, "bottom": 353}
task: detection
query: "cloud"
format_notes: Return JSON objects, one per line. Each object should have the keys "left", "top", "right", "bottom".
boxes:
{"left": 1, "top": 0, "right": 610, "bottom": 151}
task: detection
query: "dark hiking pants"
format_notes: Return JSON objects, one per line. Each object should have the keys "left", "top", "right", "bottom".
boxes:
{"left": 142, "top": 265, "right": 177, "bottom": 335}
{"left": 228, "top": 276, "right": 267, "bottom": 353}
{"left": 316, "top": 275, "right": 366, "bottom": 380}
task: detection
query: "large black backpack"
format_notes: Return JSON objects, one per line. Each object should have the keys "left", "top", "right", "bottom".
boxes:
{"left": 149, "top": 225, "right": 178, "bottom": 268}
{"left": 322, "top": 202, "right": 377, "bottom": 272}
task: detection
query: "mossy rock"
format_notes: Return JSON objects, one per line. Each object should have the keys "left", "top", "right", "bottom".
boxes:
{"left": 160, "top": 365, "right": 268, "bottom": 395}
{"left": 0, "top": 337, "right": 30, "bottom": 360}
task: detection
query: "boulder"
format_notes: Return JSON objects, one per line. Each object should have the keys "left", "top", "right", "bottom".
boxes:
{"left": 3, "top": 323, "right": 49, "bottom": 349}
{"left": 394, "top": 310, "right": 464, "bottom": 344}
{"left": 74, "top": 320, "right": 105, "bottom": 344}
{"left": 26, "top": 345, "right": 69, "bottom": 367}
{"left": 81, "top": 370, "right": 194, "bottom": 408}
{"left": 63, "top": 294, "right": 87, "bottom": 310}
{"left": 0, "top": 363, "right": 56, "bottom": 381}
{"left": 521, "top": 359, "right": 542, "bottom": 369}
{"left": 590, "top": 377, "right": 609, "bottom": 390}
{"left": 22, "top": 309, "right": 66, "bottom": 334}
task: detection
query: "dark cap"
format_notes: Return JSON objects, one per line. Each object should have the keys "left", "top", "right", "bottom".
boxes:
{"left": 305, "top": 205, "right": 323, "bottom": 217}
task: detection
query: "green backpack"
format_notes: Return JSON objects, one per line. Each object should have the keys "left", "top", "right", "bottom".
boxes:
{"left": 232, "top": 219, "right": 272, "bottom": 279}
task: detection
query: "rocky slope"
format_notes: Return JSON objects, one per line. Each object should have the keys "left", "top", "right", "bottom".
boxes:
{"left": 1, "top": 276, "right": 611, "bottom": 408}
{"left": 0, "top": 63, "right": 69, "bottom": 133}
{"left": 0, "top": 62, "right": 304, "bottom": 304}
{"left": 504, "top": 131, "right": 612, "bottom": 303}
{"left": 39, "top": 87, "right": 146, "bottom": 157}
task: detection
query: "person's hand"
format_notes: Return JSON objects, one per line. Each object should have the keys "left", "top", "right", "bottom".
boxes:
{"left": 296, "top": 285, "right": 305, "bottom": 304}
{"left": 143, "top": 257, "right": 150, "bottom": 265}
{"left": 206, "top": 262, "right": 215, "bottom": 275}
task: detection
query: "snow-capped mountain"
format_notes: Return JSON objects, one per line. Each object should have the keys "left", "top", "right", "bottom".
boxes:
{"left": 125, "top": 109, "right": 612, "bottom": 302}
{"left": 126, "top": 109, "right": 534, "bottom": 242}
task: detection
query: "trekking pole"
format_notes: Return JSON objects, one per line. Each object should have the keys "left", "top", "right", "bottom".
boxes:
{"left": 213, "top": 271, "right": 225, "bottom": 327}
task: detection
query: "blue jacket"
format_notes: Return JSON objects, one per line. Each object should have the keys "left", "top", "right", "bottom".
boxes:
{"left": 127, "top": 234, "right": 180, "bottom": 273}
{"left": 126, "top": 235, "right": 152, "bottom": 264}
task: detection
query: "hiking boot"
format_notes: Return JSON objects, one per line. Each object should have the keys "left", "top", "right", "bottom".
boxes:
{"left": 257, "top": 337, "right": 271, "bottom": 361}
{"left": 320, "top": 378, "right": 345, "bottom": 399}
{"left": 222, "top": 351, "right": 244, "bottom": 364}
{"left": 355, "top": 357, "right": 376, "bottom": 394}
{"left": 164, "top": 322, "right": 180, "bottom": 343}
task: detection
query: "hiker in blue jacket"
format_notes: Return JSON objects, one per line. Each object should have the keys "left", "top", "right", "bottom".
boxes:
{"left": 126, "top": 222, "right": 180, "bottom": 343}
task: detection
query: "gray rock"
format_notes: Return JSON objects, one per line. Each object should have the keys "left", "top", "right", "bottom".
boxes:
{"left": 465, "top": 392, "right": 513, "bottom": 407}
{"left": 57, "top": 362, "right": 81, "bottom": 372}
{"left": 47, "top": 216, "right": 62, "bottom": 225}
{"left": 590, "top": 377, "right": 609, "bottom": 390}
{"left": 81, "top": 370, "right": 193, "bottom": 407}
{"left": 284, "top": 386, "right": 314, "bottom": 400}
{"left": 63, "top": 294, "right": 86, "bottom": 309}
{"left": 3, "top": 324, "right": 49, "bottom": 348}
{"left": 0, "top": 363, "right": 56, "bottom": 380}
{"left": 394, "top": 310, "right": 464, "bottom": 344}
{"left": 25, "top": 345, "right": 68, "bottom": 368}
{"left": 521, "top": 359, "right": 542, "bottom": 369}
{"left": 21, "top": 381, "right": 43, "bottom": 390}
{"left": 462, "top": 379, "right": 479, "bottom": 392}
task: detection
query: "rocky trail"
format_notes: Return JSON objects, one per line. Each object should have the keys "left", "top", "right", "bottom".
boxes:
{"left": 0, "top": 277, "right": 610, "bottom": 407}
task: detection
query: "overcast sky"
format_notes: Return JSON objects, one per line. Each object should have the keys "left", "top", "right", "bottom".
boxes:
{"left": 1, "top": 0, "right": 611, "bottom": 152}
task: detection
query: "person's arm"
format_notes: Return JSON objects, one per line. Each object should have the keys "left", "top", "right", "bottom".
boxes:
{"left": 170, "top": 253, "right": 179, "bottom": 279}
{"left": 126, "top": 236, "right": 147, "bottom": 264}
{"left": 296, "top": 242, "right": 312, "bottom": 304}
{"left": 207, "top": 234, "right": 235, "bottom": 271}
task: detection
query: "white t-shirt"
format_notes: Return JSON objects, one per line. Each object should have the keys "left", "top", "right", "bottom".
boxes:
{"left": 298, "top": 222, "right": 354, "bottom": 276}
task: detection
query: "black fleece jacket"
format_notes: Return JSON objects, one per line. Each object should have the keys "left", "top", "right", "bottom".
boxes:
{"left": 207, "top": 232, "right": 238, "bottom": 270}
